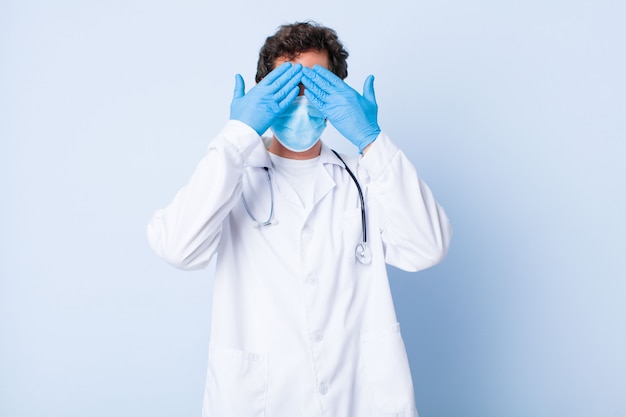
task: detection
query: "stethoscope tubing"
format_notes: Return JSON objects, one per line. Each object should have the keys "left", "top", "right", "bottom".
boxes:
{"left": 241, "top": 167, "right": 275, "bottom": 227}
{"left": 330, "top": 150, "right": 367, "bottom": 245}
{"left": 242, "top": 150, "right": 370, "bottom": 264}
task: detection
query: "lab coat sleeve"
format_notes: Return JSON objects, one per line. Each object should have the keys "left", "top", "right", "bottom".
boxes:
{"left": 147, "top": 120, "right": 261, "bottom": 270}
{"left": 359, "top": 133, "right": 452, "bottom": 272}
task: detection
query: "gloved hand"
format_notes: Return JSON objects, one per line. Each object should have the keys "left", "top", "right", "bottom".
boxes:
{"left": 301, "top": 65, "right": 381, "bottom": 152}
{"left": 230, "top": 62, "right": 303, "bottom": 135}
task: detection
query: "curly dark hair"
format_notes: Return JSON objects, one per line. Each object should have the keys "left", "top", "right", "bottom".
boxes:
{"left": 255, "top": 21, "right": 349, "bottom": 83}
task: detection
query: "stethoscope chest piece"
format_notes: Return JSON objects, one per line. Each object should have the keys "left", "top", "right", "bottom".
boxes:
{"left": 331, "top": 150, "right": 371, "bottom": 265}
{"left": 355, "top": 243, "right": 372, "bottom": 265}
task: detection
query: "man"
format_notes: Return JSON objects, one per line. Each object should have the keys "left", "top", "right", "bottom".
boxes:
{"left": 147, "top": 21, "right": 451, "bottom": 417}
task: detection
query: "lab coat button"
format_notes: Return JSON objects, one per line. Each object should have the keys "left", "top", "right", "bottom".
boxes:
{"left": 319, "top": 382, "right": 328, "bottom": 395}
{"left": 307, "top": 274, "right": 319, "bottom": 285}
{"left": 312, "top": 331, "right": 324, "bottom": 342}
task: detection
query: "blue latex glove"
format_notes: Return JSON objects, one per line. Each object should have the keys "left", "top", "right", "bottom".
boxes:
{"left": 301, "top": 65, "right": 381, "bottom": 152}
{"left": 230, "top": 62, "right": 303, "bottom": 135}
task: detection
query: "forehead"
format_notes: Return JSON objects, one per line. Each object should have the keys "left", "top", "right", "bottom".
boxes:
{"left": 274, "top": 49, "right": 330, "bottom": 69}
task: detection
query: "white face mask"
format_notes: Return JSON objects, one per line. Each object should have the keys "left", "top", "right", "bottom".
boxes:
{"left": 271, "top": 96, "right": 327, "bottom": 152}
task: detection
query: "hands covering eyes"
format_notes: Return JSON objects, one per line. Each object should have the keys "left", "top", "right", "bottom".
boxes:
{"left": 230, "top": 62, "right": 303, "bottom": 136}
{"left": 230, "top": 62, "right": 381, "bottom": 153}
{"left": 302, "top": 65, "right": 380, "bottom": 153}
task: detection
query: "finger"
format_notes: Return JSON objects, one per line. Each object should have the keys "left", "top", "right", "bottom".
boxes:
{"left": 362, "top": 75, "right": 376, "bottom": 103}
{"left": 277, "top": 86, "right": 300, "bottom": 111}
{"left": 233, "top": 74, "right": 245, "bottom": 99}
{"left": 269, "top": 63, "right": 302, "bottom": 94}
{"left": 304, "top": 89, "right": 327, "bottom": 115}
{"left": 309, "top": 65, "right": 342, "bottom": 87}
{"left": 301, "top": 74, "right": 328, "bottom": 103}
{"left": 259, "top": 62, "right": 293, "bottom": 86}
{"left": 273, "top": 67, "right": 303, "bottom": 100}
{"left": 302, "top": 67, "right": 335, "bottom": 94}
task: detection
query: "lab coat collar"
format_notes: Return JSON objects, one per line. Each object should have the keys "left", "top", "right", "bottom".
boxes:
{"left": 244, "top": 136, "right": 273, "bottom": 169}
{"left": 313, "top": 148, "right": 338, "bottom": 207}
{"left": 245, "top": 137, "right": 345, "bottom": 169}
{"left": 319, "top": 142, "right": 347, "bottom": 167}
{"left": 244, "top": 137, "right": 342, "bottom": 210}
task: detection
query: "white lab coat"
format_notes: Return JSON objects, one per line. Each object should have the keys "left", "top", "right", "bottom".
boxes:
{"left": 147, "top": 120, "right": 452, "bottom": 417}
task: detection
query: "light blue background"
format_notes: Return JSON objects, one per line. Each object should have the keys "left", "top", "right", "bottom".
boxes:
{"left": 1, "top": 0, "right": 625, "bottom": 416}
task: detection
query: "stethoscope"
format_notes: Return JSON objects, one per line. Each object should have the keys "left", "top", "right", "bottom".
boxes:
{"left": 241, "top": 150, "right": 372, "bottom": 265}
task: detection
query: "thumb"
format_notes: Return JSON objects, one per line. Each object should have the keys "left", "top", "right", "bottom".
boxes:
{"left": 233, "top": 74, "right": 245, "bottom": 99}
{"left": 362, "top": 75, "right": 376, "bottom": 104}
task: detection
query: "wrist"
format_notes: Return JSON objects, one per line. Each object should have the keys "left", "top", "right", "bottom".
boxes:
{"left": 358, "top": 128, "right": 381, "bottom": 153}
{"left": 230, "top": 116, "right": 264, "bottom": 136}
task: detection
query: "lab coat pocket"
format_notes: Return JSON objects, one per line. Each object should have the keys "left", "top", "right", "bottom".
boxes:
{"left": 362, "top": 323, "right": 418, "bottom": 416}
{"left": 204, "top": 343, "right": 268, "bottom": 417}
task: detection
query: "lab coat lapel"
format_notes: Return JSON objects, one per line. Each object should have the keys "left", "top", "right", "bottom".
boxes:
{"left": 313, "top": 143, "right": 344, "bottom": 207}
{"left": 247, "top": 137, "right": 305, "bottom": 209}
{"left": 273, "top": 173, "right": 305, "bottom": 208}
{"left": 246, "top": 139, "right": 344, "bottom": 209}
